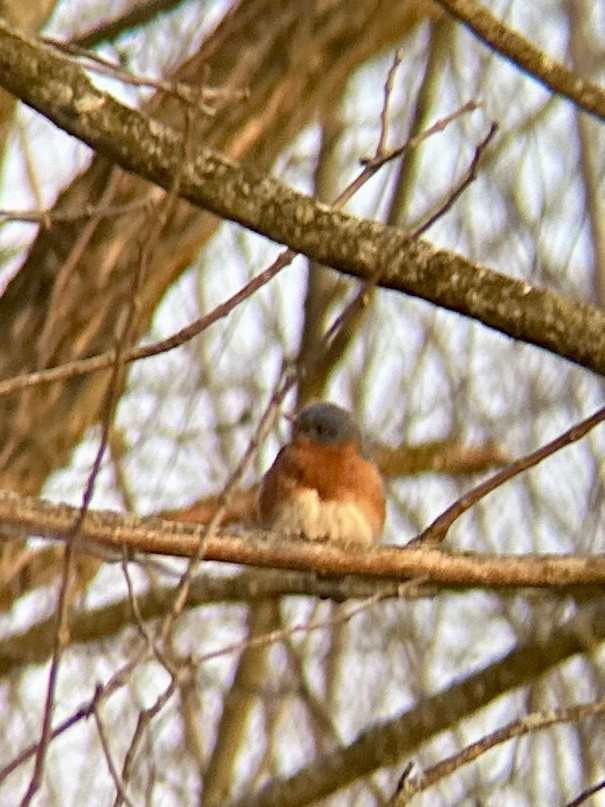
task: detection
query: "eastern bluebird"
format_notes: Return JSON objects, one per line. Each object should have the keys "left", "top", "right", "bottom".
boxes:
{"left": 258, "top": 402, "right": 385, "bottom": 548}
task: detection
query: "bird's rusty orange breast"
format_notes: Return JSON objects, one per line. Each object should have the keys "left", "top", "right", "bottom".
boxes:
{"left": 258, "top": 439, "right": 385, "bottom": 542}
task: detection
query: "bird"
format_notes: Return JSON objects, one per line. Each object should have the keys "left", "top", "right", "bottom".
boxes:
{"left": 258, "top": 402, "right": 385, "bottom": 548}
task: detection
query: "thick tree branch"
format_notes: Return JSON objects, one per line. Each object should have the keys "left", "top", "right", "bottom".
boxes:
{"left": 0, "top": 0, "right": 437, "bottom": 499}
{"left": 1, "top": 489, "right": 605, "bottom": 589}
{"left": 0, "top": 0, "right": 58, "bottom": 160}
{"left": 0, "top": 570, "right": 410, "bottom": 679}
{"left": 224, "top": 599, "right": 605, "bottom": 807}
{"left": 4, "top": 583, "right": 603, "bottom": 803}
{"left": 434, "top": 0, "right": 605, "bottom": 121}
{"left": 0, "top": 21, "right": 604, "bottom": 376}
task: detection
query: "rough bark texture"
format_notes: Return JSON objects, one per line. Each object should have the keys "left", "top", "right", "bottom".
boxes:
{"left": 0, "top": 0, "right": 437, "bottom": 496}
{"left": 0, "top": 0, "right": 58, "bottom": 157}
{"left": 2, "top": 17, "right": 604, "bottom": 389}
{"left": 435, "top": 0, "right": 605, "bottom": 120}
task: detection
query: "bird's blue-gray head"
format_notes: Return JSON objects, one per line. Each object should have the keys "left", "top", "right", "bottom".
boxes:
{"left": 293, "top": 402, "right": 365, "bottom": 451}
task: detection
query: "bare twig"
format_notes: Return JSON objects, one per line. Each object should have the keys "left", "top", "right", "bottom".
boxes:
{"left": 413, "top": 120, "right": 498, "bottom": 236}
{"left": 413, "top": 403, "right": 605, "bottom": 545}
{"left": 19, "top": 318, "right": 127, "bottom": 806}
{"left": 194, "top": 594, "right": 384, "bottom": 667}
{"left": 94, "top": 699, "right": 137, "bottom": 807}
{"left": 309, "top": 99, "right": 480, "bottom": 372}
{"left": 0, "top": 250, "right": 291, "bottom": 399}
{"left": 0, "top": 198, "right": 154, "bottom": 226}
{"left": 43, "top": 36, "right": 247, "bottom": 114}
{"left": 434, "top": 0, "right": 605, "bottom": 121}
{"left": 377, "top": 49, "right": 405, "bottom": 156}
{"left": 1, "top": 643, "right": 153, "bottom": 784}
{"left": 390, "top": 698, "right": 605, "bottom": 805}
{"left": 120, "top": 548, "right": 154, "bottom": 645}
{"left": 71, "top": 0, "right": 191, "bottom": 48}
{"left": 565, "top": 778, "right": 605, "bottom": 807}
{"left": 353, "top": 100, "right": 479, "bottom": 200}
{"left": 114, "top": 678, "right": 179, "bottom": 807}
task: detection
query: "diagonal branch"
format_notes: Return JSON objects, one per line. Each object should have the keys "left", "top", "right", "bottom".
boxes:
{"left": 434, "top": 0, "right": 605, "bottom": 121}
{"left": 0, "top": 0, "right": 439, "bottom": 501}
{"left": 4, "top": 595, "right": 605, "bottom": 799}
{"left": 225, "top": 598, "right": 605, "bottom": 807}
{"left": 0, "top": 21, "right": 605, "bottom": 376}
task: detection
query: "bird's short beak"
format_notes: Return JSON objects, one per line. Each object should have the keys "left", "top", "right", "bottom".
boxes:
{"left": 283, "top": 411, "right": 297, "bottom": 426}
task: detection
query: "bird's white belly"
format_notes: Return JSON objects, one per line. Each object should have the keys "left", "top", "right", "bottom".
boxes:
{"left": 271, "top": 488, "right": 376, "bottom": 547}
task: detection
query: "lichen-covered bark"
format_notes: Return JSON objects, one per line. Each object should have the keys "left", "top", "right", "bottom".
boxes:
{"left": 2, "top": 23, "right": 604, "bottom": 388}
{"left": 0, "top": 0, "right": 437, "bottom": 495}
{"left": 0, "top": 0, "right": 58, "bottom": 157}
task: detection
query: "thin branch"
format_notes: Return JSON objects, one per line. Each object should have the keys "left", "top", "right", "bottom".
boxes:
{"left": 193, "top": 594, "right": 385, "bottom": 667}
{"left": 114, "top": 678, "right": 178, "bottom": 807}
{"left": 221, "top": 598, "right": 605, "bottom": 807}
{"left": 94, "top": 699, "right": 137, "bottom": 807}
{"left": 377, "top": 48, "right": 405, "bottom": 156}
{"left": 120, "top": 548, "right": 153, "bottom": 645}
{"left": 300, "top": 48, "right": 413, "bottom": 383}
{"left": 18, "top": 312, "right": 126, "bottom": 806}
{"left": 0, "top": 198, "right": 154, "bottom": 226}
{"left": 19, "top": 167, "right": 160, "bottom": 802}
{"left": 391, "top": 698, "right": 605, "bottom": 805}
{"left": 0, "top": 638, "right": 154, "bottom": 785}
{"left": 0, "top": 249, "right": 291, "bottom": 398}
{"left": 434, "top": 0, "right": 605, "bottom": 121}
{"left": 386, "top": 16, "right": 453, "bottom": 227}
{"left": 71, "top": 0, "right": 192, "bottom": 48}
{"left": 0, "top": 699, "right": 101, "bottom": 784}
{"left": 414, "top": 403, "right": 605, "bottom": 544}
{"left": 566, "top": 778, "right": 605, "bottom": 807}
{"left": 413, "top": 120, "right": 497, "bottom": 237}
{"left": 355, "top": 100, "right": 479, "bottom": 197}
{"left": 44, "top": 36, "right": 248, "bottom": 114}
{"left": 1, "top": 22, "right": 604, "bottom": 373}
